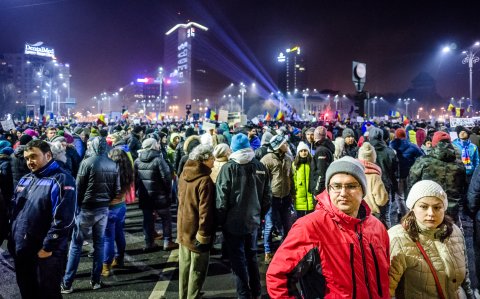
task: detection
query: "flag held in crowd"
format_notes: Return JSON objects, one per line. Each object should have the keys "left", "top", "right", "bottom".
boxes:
{"left": 264, "top": 111, "right": 271, "bottom": 121}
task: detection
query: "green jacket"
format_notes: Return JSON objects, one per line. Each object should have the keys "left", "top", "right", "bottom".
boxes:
{"left": 292, "top": 162, "right": 314, "bottom": 211}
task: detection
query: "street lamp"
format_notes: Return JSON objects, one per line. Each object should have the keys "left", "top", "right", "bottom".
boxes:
{"left": 333, "top": 94, "right": 339, "bottom": 111}
{"left": 371, "top": 96, "right": 378, "bottom": 117}
{"left": 398, "top": 98, "right": 415, "bottom": 118}
{"left": 239, "top": 83, "right": 246, "bottom": 115}
{"left": 462, "top": 42, "right": 480, "bottom": 106}
{"left": 302, "top": 89, "right": 309, "bottom": 116}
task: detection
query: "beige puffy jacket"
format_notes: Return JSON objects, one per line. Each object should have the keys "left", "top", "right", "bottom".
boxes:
{"left": 388, "top": 223, "right": 473, "bottom": 299}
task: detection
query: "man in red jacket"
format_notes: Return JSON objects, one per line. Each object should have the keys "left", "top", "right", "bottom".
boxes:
{"left": 266, "top": 156, "right": 390, "bottom": 298}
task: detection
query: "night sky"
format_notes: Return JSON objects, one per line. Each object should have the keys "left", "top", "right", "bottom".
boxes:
{"left": 1, "top": 0, "right": 479, "bottom": 110}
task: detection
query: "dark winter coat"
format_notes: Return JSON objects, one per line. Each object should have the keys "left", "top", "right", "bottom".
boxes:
{"left": 126, "top": 132, "right": 142, "bottom": 161}
{"left": 0, "top": 191, "right": 7, "bottom": 247}
{"left": 72, "top": 134, "right": 85, "bottom": 159}
{"left": 134, "top": 149, "right": 172, "bottom": 210}
{"left": 369, "top": 138, "right": 398, "bottom": 192}
{"left": 177, "top": 135, "right": 201, "bottom": 176}
{"left": 309, "top": 139, "right": 335, "bottom": 196}
{"left": 0, "top": 155, "right": 13, "bottom": 204}
{"left": 9, "top": 160, "right": 76, "bottom": 256}
{"left": 65, "top": 144, "right": 81, "bottom": 178}
{"left": 389, "top": 138, "right": 424, "bottom": 178}
{"left": 10, "top": 145, "right": 29, "bottom": 187}
{"left": 76, "top": 137, "right": 120, "bottom": 210}
{"left": 216, "top": 149, "right": 271, "bottom": 235}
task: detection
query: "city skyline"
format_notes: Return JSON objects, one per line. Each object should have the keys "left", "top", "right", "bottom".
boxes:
{"left": 1, "top": 0, "right": 479, "bottom": 112}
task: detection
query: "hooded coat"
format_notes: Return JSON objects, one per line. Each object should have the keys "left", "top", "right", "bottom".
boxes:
{"left": 389, "top": 138, "right": 423, "bottom": 178}
{"left": 76, "top": 137, "right": 120, "bottom": 209}
{"left": 216, "top": 148, "right": 271, "bottom": 235}
{"left": 134, "top": 149, "right": 172, "bottom": 210}
{"left": 309, "top": 139, "right": 335, "bottom": 196}
{"left": 177, "top": 160, "right": 215, "bottom": 252}
{"left": 408, "top": 141, "right": 467, "bottom": 210}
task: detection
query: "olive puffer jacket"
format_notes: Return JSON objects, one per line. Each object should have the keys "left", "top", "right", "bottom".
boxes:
{"left": 388, "top": 223, "right": 474, "bottom": 299}
{"left": 134, "top": 149, "right": 172, "bottom": 210}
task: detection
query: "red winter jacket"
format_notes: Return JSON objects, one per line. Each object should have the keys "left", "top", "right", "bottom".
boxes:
{"left": 266, "top": 190, "right": 390, "bottom": 299}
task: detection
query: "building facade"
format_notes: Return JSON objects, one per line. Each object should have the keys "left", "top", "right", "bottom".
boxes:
{"left": 277, "top": 46, "right": 307, "bottom": 95}
{"left": 1, "top": 42, "right": 73, "bottom": 120}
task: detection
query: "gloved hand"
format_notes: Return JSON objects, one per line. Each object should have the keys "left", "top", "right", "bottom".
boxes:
{"left": 194, "top": 239, "right": 210, "bottom": 253}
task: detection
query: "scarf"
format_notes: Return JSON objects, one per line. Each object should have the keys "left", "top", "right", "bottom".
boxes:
{"left": 461, "top": 140, "right": 473, "bottom": 171}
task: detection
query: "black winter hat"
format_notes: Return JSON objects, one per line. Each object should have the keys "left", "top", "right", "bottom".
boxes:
{"left": 455, "top": 125, "right": 471, "bottom": 138}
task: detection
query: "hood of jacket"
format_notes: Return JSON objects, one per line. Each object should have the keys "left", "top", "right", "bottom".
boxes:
{"left": 183, "top": 135, "right": 201, "bottom": 154}
{"left": 390, "top": 138, "right": 411, "bottom": 152}
{"left": 430, "top": 141, "right": 457, "bottom": 162}
{"left": 89, "top": 137, "right": 107, "bottom": 156}
{"left": 315, "top": 189, "right": 371, "bottom": 230}
{"left": 229, "top": 147, "right": 255, "bottom": 164}
{"left": 14, "top": 145, "right": 26, "bottom": 158}
{"left": 358, "top": 160, "right": 382, "bottom": 175}
{"left": 368, "top": 138, "right": 387, "bottom": 152}
{"left": 138, "top": 149, "right": 161, "bottom": 163}
{"left": 181, "top": 159, "right": 212, "bottom": 182}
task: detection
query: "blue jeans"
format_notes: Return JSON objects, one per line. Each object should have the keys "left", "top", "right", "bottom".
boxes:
{"left": 142, "top": 208, "right": 172, "bottom": 246}
{"left": 63, "top": 207, "right": 109, "bottom": 286}
{"left": 263, "top": 197, "right": 294, "bottom": 254}
{"left": 224, "top": 231, "right": 261, "bottom": 299}
{"left": 103, "top": 204, "right": 126, "bottom": 264}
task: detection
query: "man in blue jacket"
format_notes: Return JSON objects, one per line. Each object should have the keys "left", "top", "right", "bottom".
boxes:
{"left": 9, "top": 139, "right": 76, "bottom": 299}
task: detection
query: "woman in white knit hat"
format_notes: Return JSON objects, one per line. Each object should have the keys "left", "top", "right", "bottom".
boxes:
{"left": 388, "top": 180, "right": 474, "bottom": 299}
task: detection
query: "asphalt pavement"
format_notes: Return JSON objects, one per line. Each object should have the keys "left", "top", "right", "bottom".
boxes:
{"left": 0, "top": 203, "right": 269, "bottom": 299}
{"left": 0, "top": 200, "right": 477, "bottom": 299}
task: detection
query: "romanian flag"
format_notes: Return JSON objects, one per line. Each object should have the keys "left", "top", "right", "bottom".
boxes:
{"left": 276, "top": 110, "right": 284, "bottom": 121}
{"left": 334, "top": 111, "right": 341, "bottom": 121}
{"left": 122, "top": 110, "right": 129, "bottom": 119}
{"left": 209, "top": 109, "right": 217, "bottom": 121}
{"left": 97, "top": 114, "right": 106, "bottom": 126}
{"left": 447, "top": 103, "right": 455, "bottom": 112}
{"left": 402, "top": 115, "right": 409, "bottom": 124}
{"left": 456, "top": 108, "right": 461, "bottom": 117}
{"left": 264, "top": 111, "right": 271, "bottom": 121}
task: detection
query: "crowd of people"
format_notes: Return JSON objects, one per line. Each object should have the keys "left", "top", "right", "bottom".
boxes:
{"left": 0, "top": 117, "right": 480, "bottom": 298}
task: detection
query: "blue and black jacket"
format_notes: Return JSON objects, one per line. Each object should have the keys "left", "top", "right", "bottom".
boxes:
{"left": 9, "top": 159, "right": 76, "bottom": 256}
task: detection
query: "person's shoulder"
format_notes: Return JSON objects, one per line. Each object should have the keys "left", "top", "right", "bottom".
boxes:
{"left": 388, "top": 224, "right": 408, "bottom": 238}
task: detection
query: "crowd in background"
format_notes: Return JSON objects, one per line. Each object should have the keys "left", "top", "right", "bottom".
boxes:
{"left": 1, "top": 117, "right": 480, "bottom": 298}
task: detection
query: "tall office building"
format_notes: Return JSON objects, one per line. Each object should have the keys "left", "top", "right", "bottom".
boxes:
{"left": 1, "top": 42, "right": 73, "bottom": 119}
{"left": 164, "top": 21, "right": 226, "bottom": 118}
{"left": 277, "top": 46, "right": 307, "bottom": 94}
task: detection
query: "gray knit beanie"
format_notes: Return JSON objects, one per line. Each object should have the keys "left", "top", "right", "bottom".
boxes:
{"left": 325, "top": 156, "right": 367, "bottom": 196}
{"left": 342, "top": 128, "right": 355, "bottom": 139}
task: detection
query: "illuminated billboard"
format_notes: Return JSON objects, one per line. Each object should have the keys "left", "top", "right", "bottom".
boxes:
{"left": 24, "top": 42, "right": 55, "bottom": 58}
